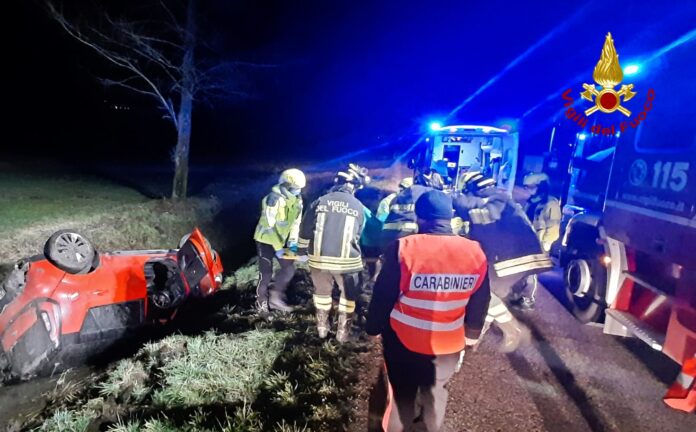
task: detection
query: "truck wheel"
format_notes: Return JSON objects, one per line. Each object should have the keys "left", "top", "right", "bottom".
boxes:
{"left": 564, "top": 256, "right": 607, "bottom": 323}
{"left": 44, "top": 230, "right": 95, "bottom": 274}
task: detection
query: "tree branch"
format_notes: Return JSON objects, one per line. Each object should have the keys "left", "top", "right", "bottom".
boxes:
{"left": 47, "top": 2, "right": 179, "bottom": 128}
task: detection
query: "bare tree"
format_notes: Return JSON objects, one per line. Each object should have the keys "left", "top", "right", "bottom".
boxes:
{"left": 47, "top": 0, "right": 242, "bottom": 198}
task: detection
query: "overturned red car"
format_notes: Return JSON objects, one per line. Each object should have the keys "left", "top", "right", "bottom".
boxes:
{"left": 0, "top": 228, "right": 223, "bottom": 379}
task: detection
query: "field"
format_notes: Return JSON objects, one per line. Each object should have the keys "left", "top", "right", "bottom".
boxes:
{"left": 0, "top": 164, "right": 379, "bottom": 431}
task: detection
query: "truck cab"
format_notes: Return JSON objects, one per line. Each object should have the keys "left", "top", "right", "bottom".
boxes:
{"left": 412, "top": 124, "right": 519, "bottom": 193}
{"left": 559, "top": 42, "right": 696, "bottom": 371}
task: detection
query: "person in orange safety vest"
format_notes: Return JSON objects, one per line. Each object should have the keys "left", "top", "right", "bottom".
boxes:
{"left": 366, "top": 189, "right": 491, "bottom": 432}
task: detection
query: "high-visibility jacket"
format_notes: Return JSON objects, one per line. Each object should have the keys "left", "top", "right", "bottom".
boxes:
{"left": 525, "top": 195, "right": 561, "bottom": 252}
{"left": 382, "top": 185, "right": 432, "bottom": 234}
{"left": 253, "top": 185, "right": 303, "bottom": 251}
{"left": 298, "top": 187, "right": 367, "bottom": 273}
{"left": 376, "top": 192, "right": 396, "bottom": 222}
{"left": 664, "top": 357, "right": 696, "bottom": 413}
{"left": 389, "top": 233, "right": 488, "bottom": 355}
{"left": 453, "top": 189, "right": 553, "bottom": 278}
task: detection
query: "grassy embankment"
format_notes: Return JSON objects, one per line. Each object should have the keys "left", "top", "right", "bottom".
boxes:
{"left": 1, "top": 169, "right": 378, "bottom": 431}
{"left": 0, "top": 170, "right": 219, "bottom": 277}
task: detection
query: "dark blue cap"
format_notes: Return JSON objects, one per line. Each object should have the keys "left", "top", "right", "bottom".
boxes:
{"left": 415, "top": 190, "right": 452, "bottom": 220}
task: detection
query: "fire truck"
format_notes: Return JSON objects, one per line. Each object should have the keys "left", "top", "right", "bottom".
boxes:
{"left": 411, "top": 123, "right": 519, "bottom": 192}
{"left": 558, "top": 47, "right": 695, "bottom": 403}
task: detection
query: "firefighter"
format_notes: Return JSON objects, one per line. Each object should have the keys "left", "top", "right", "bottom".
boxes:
{"left": 366, "top": 190, "right": 491, "bottom": 432}
{"left": 504, "top": 172, "right": 561, "bottom": 309}
{"left": 522, "top": 172, "right": 561, "bottom": 252}
{"left": 376, "top": 177, "right": 414, "bottom": 222}
{"left": 298, "top": 166, "right": 370, "bottom": 343}
{"left": 380, "top": 171, "right": 443, "bottom": 250}
{"left": 453, "top": 172, "right": 553, "bottom": 344}
{"left": 253, "top": 168, "right": 306, "bottom": 313}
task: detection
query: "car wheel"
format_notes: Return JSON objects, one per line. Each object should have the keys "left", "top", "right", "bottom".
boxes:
{"left": 564, "top": 255, "right": 607, "bottom": 323}
{"left": 44, "top": 230, "right": 95, "bottom": 274}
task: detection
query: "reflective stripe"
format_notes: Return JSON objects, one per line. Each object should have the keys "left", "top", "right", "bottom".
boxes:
{"left": 465, "top": 337, "right": 479, "bottom": 346}
{"left": 495, "top": 254, "right": 551, "bottom": 270}
{"left": 487, "top": 302, "right": 509, "bottom": 317}
{"left": 399, "top": 296, "right": 469, "bottom": 311}
{"left": 390, "top": 309, "right": 464, "bottom": 331}
{"left": 309, "top": 255, "right": 362, "bottom": 263}
{"left": 677, "top": 371, "right": 695, "bottom": 389}
{"left": 495, "top": 259, "right": 553, "bottom": 277}
{"left": 264, "top": 200, "right": 280, "bottom": 227}
{"left": 469, "top": 208, "right": 495, "bottom": 225}
{"left": 341, "top": 215, "right": 355, "bottom": 258}
{"left": 490, "top": 310, "right": 513, "bottom": 323}
{"left": 390, "top": 203, "right": 415, "bottom": 212}
{"left": 338, "top": 298, "right": 356, "bottom": 313}
{"left": 314, "top": 213, "right": 326, "bottom": 256}
{"left": 308, "top": 257, "right": 364, "bottom": 272}
{"left": 383, "top": 222, "right": 418, "bottom": 231}
{"left": 313, "top": 294, "right": 332, "bottom": 310}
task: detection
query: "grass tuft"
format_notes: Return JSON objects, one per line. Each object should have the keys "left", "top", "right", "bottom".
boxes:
{"left": 151, "top": 330, "right": 287, "bottom": 408}
{"left": 39, "top": 408, "right": 95, "bottom": 432}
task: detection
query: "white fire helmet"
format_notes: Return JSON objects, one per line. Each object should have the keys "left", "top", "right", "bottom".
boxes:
{"left": 279, "top": 168, "right": 306, "bottom": 189}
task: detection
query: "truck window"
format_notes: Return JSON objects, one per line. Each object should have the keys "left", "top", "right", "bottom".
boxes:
{"left": 625, "top": 50, "right": 696, "bottom": 152}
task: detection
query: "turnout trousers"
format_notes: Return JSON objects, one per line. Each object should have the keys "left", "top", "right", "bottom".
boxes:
{"left": 382, "top": 330, "right": 459, "bottom": 432}
{"left": 310, "top": 268, "right": 361, "bottom": 314}
{"left": 256, "top": 241, "right": 295, "bottom": 302}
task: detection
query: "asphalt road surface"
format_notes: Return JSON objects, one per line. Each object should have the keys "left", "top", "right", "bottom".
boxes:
{"left": 442, "top": 270, "right": 695, "bottom": 432}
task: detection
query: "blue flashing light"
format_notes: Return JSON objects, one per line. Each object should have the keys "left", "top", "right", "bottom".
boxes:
{"left": 429, "top": 122, "right": 442, "bottom": 131}
{"left": 577, "top": 133, "right": 587, "bottom": 140}
{"left": 624, "top": 64, "right": 640, "bottom": 76}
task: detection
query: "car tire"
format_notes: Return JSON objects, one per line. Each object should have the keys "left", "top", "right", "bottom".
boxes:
{"left": 564, "top": 255, "right": 607, "bottom": 323}
{"left": 44, "top": 230, "right": 95, "bottom": 274}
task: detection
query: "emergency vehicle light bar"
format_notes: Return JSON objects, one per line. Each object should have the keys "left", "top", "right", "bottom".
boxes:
{"left": 430, "top": 124, "right": 508, "bottom": 134}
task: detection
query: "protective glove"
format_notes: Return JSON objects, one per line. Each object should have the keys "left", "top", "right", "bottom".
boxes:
{"left": 287, "top": 242, "right": 298, "bottom": 253}
{"left": 275, "top": 249, "right": 285, "bottom": 259}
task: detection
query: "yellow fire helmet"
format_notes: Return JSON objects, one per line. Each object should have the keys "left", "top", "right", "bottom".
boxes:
{"left": 279, "top": 168, "right": 306, "bottom": 189}
{"left": 522, "top": 172, "right": 550, "bottom": 187}
{"left": 399, "top": 177, "right": 414, "bottom": 189}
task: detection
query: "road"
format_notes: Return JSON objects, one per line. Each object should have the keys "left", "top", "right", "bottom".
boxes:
{"left": 440, "top": 270, "right": 695, "bottom": 431}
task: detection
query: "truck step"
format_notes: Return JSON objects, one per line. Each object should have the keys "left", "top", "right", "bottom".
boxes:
{"left": 623, "top": 271, "right": 670, "bottom": 299}
{"left": 605, "top": 309, "right": 666, "bottom": 351}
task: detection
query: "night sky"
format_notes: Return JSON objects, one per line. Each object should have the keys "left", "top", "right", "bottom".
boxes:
{"left": 7, "top": 0, "right": 696, "bottom": 166}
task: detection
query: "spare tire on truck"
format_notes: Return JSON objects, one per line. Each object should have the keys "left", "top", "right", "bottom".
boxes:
{"left": 44, "top": 230, "right": 96, "bottom": 274}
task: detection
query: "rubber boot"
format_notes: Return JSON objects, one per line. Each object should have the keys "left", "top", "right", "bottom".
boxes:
{"left": 496, "top": 318, "right": 523, "bottom": 353}
{"left": 255, "top": 299, "right": 270, "bottom": 314}
{"left": 315, "top": 309, "right": 330, "bottom": 339}
{"left": 268, "top": 289, "right": 294, "bottom": 313}
{"left": 336, "top": 312, "right": 353, "bottom": 343}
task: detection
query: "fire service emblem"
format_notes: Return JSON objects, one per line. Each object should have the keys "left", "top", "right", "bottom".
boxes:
{"left": 581, "top": 32, "right": 636, "bottom": 116}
